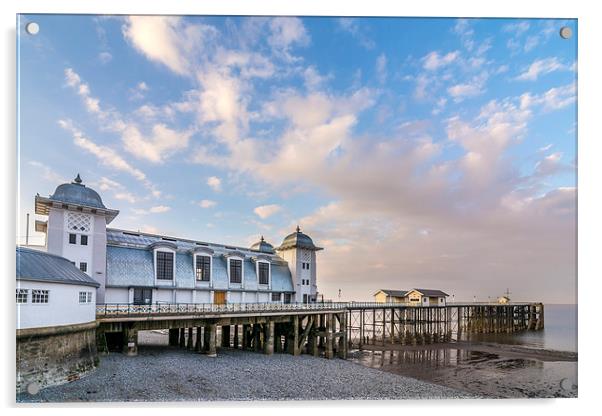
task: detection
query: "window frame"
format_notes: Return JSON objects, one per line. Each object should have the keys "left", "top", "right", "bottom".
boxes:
{"left": 79, "top": 262, "right": 88, "bottom": 273}
{"left": 194, "top": 254, "right": 212, "bottom": 283}
{"left": 271, "top": 292, "right": 281, "bottom": 302}
{"left": 257, "top": 261, "right": 270, "bottom": 286}
{"left": 155, "top": 250, "right": 175, "bottom": 281}
{"left": 228, "top": 258, "right": 243, "bottom": 284}
{"left": 31, "top": 289, "right": 49, "bottom": 304}
{"left": 68, "top": 233, "right": 77, "bottom": 244}
{"left": 80, "top": 235, "right": 88, "bottom": 246}
{"left": 16, "top": 289, "right": 28, "bottom": 303}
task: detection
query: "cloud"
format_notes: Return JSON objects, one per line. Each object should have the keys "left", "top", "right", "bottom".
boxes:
{"left": 337, "top": 18, "right": 375, "bottom": 50}
{"left": 57, "top": 119, "right": 160, "bottom": 198}
{"left": 515, "top": 57, "right": 569, "bottom": 81}
{"left": 207, "top": 176, "right": 222, "bottom": 192}
{"left": 422, "top": 51, "right": 459, "bottom": 71}
{"left": 64, "top": 68, "right": 193, "bottom": 164}
{"left": 98, "top": 51, "right": 112, "bottom": 64}
{"left": 121, "top": 123, "right": 193, "bottom": 164}
{"left": 122, "top": 16, "right": 217, "bottom": 76}
{"left": 447, "top": 72, "right": 488, "bottom": 102}
{"left": 198, "top": 199, "right": 217, "bottom": 208}
{"left": 254, "top": 204, "right": 282, "bottom": 219}
{"left": 27, "top": 161, "right": 68, "bottom": 184}
{"left": 453, "top": 19, "right": 475, "bottom": 51}
{"left": 94, "top": 176, "right": 139, "bottom": 204}
{"left": 132, "top": 205, "right": 171, "bottom": 215}
{"left": 268, "top": 17, "right": 310, "bottom": 56}
{"left": 375, "top": 53, "right": 387, "bottom": 84}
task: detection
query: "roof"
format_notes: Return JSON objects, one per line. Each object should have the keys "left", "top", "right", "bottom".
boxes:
{"left": 250, "top": 236, "right": 275, "bottom": 254}
{"left": 375, "top": 289, "right": 408, "bottom": 297}
{"left": 411, "top": 289, "right": 449, "bottom": 297}
{"left": 276, "top": 226, "right": 323, "bottom": 251}
{"left": 16, "top": 246, "right": 100, "bottom": 288}
{"left": 375, "top": 289, "right": 449, "bottom": 297}
{"left": 34, "top": 174, "right": 119, "bottom": 223}
{"left": 105, "top": 228, "right": 294, "bottom": 292}
{"left": 106, "top": 245, "right": 294, "bottom": 292}
{"left": 50, "top": 174, "right": 106, "bottom": 209}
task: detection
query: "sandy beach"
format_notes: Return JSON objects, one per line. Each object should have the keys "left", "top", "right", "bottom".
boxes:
{"left": 349, "top": 342, "right": 577, "bottom": 398}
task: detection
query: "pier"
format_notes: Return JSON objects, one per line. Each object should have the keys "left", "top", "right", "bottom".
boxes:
{"left": 95, "top": 302, "right": 543, "bottom": 359}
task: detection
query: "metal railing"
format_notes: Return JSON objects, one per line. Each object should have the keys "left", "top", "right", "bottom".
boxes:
{"left": 95, "top": 301, "right": 537, "bottom": 317}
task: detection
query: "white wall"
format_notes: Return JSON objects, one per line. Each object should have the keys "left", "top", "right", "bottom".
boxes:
{"left": 105, "top": 287, "right": 128, "bottom": 303}
{"left": 16, "top": 281, "right": 96, "bottom": 329}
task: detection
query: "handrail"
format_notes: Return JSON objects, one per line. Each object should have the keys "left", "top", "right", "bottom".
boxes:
{"left": 95, "top": 301, "right": 539, "bottom": 317}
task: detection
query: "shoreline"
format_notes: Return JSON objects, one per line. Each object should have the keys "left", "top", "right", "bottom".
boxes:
{"left": 348, "top": 342, "right": 577, "bottom": 398}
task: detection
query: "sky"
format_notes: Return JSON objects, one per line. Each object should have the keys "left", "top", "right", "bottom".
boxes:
{"left": 17, "top": 15, "right": 577, "bottom": 303}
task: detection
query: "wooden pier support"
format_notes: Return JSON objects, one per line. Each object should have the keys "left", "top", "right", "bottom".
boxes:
{"left": 222, "top": 325, "right": 231, "bottom": 348}
{"left": 264, "top": 321, "right": 275, "bottom": 355}
{"left": 168, "top": 328, "right": 179, "bottom": 346}
{"left": 122, "top": 325, "right": 138, "bottom": 356}
{"left": 204, "top": 324, "right": 217, "bottom": 357}
{"left": 195, "top": 327, "right": 202, "bottom": 352}
{"left": 187, "top": 327, "right": 194, "bottom": 349}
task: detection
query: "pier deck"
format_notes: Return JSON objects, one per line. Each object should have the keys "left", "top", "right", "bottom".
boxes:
{"left": 95, "top": 302, "right": 544, "bottom": 359}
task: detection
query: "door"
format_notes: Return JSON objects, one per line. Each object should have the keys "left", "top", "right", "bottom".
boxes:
{"left": 133, "top": 288, "right": 152, "bottom": 305}
{"left": 214, "top": 291, "right": 226, "bottom": 304}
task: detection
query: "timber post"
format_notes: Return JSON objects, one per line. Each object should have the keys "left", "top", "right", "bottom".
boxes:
{"left": 264, "top": 320, "right": 275, "bottom": 355}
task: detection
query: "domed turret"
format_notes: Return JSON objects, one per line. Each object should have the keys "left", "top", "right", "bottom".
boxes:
{"left": 49, "top": 174, "right": 107, "bottom": 209}
{"left": 277, "top": 225, "right": 322, "bottom": 251}
{"left": 250, "top": 236, "right": 275, "bottom": 254}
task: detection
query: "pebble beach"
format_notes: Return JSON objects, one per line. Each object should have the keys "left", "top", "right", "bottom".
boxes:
{"left": 17, "top": 330, "right": 474, "bottom": 403}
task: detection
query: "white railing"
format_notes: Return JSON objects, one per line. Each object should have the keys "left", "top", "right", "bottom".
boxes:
{"left": 96, "top": 301, "right": 537, "bottom": 317}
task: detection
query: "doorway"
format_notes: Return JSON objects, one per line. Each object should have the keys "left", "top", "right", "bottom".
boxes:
{"left": 134, "top": 288, "right": 152, "bottom": 305}
{"left": 214, "top": 291, "right": 226, "bottom": 304}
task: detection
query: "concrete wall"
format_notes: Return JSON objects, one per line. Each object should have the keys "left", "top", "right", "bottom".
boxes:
{"left": 16, "top": 323, "right": 98, "bottom": 393}
{"left": 16, "top": 281, "right": 96, "bottom": 329}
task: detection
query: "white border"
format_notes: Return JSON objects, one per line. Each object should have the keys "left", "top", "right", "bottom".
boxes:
{"left": 3, "top": 0, "right": 600, "bottom": 413}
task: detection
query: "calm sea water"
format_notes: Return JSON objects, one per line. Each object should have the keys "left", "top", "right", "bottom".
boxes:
{"left": 460, "top": 304, "right": 577, "bottom": 353}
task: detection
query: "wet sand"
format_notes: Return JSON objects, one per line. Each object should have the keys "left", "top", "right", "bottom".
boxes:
{"left": 349, "top": 342, "right": 577, "bottom": 398}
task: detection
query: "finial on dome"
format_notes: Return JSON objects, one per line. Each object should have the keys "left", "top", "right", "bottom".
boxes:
{"left": 73, "top": 173, "right": 83, "bottom": 184}
{"left": 296, "top": 225, "right": 301, "bottom": 233}
{"left": 260, "top": 235, "right": 265, "bottom": 242}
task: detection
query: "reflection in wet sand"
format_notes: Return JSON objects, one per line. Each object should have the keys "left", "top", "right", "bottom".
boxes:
{"left": 349, "top": 345, "right": 577, "bottom": 398}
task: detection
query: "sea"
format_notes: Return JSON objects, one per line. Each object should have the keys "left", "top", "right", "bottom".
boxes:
{"left": 348, "top": 304, "right": 578, "bottom": 398}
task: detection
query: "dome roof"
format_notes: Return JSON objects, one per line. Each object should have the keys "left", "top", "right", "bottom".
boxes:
{"left": 250, "top": 236, "right": 275, "bottom": 254}
{"left": 277, "top": 226, "right": 322, "bottom": 251}
{"left": 49, "top": 174, "right": 106, "bottom": 209}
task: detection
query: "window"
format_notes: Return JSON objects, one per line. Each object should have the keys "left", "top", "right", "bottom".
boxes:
{"left": 301, "top": 263, "right": 305, "bottom": 270}
{"left": 272, "top": 292, "right": 281, "bottom": 302}
{"left": 80, "top": 235, "right": 88, "bottom": 245}
{"left": 229, "top": 259, "right": 242, "bottom": 283}
{"left": 306, "top": 263, "right": 310, "bottom": 271}
{"left": 32, "top": 290, "right": 49, "bottom": 303}
{"left": 69, "top": 233, "right": 76, "bottom": 244}
{"left": 16, "top": 289, "right": 28, "bottom": 303}
{"left": 195, "top": 255, "right": 211, "bottom": 281}
{"left": 303, "top": 294, "right": 308, "bottom": 304}
{"left": 258, "top": 262, "right": 269, "bottom": 285}
{"left": 79, "top": 262, "right": 88, "bottom": 273}
{"left": 79, "top": 291, "right": 92, "bottom": 303}
{"left": 284, "top": 293, "right": 291, "bottom": 304}
{"left": 156, "top": 251, "right": 174, "bottom": 280}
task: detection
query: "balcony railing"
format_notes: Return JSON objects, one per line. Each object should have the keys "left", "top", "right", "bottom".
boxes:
{"left": 95, "top": 301, "right": 535, "bottom": 317}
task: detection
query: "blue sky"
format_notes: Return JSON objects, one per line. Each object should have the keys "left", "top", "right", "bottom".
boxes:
{"left": 17, "top": 15, "right": 577, "bottom": 302}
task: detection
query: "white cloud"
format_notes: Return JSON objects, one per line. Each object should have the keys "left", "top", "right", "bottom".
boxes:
{"left": 27, "top": 161, "right": 68, "bottom": 184}
{"left": 268, "top": 17, "right": 310, "bottom": 60}
{"left": 198, "top": 199, "right": 217, "bottom": 208}
{"left": 122, "top": 16, "right": 217, "bottom": 76}
{"left": 121, "top": 123, "right": 193, "bottom": 164}
{"left": 254, "top": 204, "right": 282, "bottom": 219}
{"left": 57, "top": 120, "right": 161, "bottom": 198}
{"left": 337, "top": 18, "right": 375, "bottom": 50}
{"left": 376, "top": 53, "right": 387, "bottom": 84}
{"left": 515, "top": 57, "right": 568, "bottom": 81}
{"left": 447, "top": 72, "right": 488, "bottom": 102}
{"left": 207, "top": 176, "right": 222, "bottom": 192}
{"left": 422, "top": 51, "right": 459, "bottom": 71}
{"left": 98, "top": 51, "right": 112, "bottom": 64}
{"left": 132, "top": 205, "right": 171, "bottom": 215}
